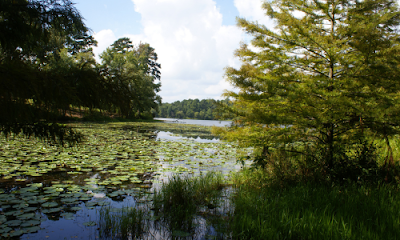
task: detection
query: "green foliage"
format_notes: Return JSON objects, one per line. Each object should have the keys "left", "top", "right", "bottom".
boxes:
{"left": 0, "top": 2, "right": 162, "bottom": 144}
{"left": 219, "top": 0, "right": 400, "bottom": 180}
{"left": 99, "top": 207, "right": 148, "bottom": 240}
{"left": 230, "top": 169, "right": 400, "bottom": 240}
{"left": 100, "top": 38, "right": 161, "bottom": 119}
{"left": 0, "top": 0, "right": 95, "bottom": 144}
{"left": 156, "top": 98, "right": 231, "bottom": 120}
{"left": 152, "top": 172, "right": 225, "bottom": 232}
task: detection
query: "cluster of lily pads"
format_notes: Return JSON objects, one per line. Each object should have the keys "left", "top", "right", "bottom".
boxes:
{"left": 0, "top": 122, "right": 250, "bottom": 238}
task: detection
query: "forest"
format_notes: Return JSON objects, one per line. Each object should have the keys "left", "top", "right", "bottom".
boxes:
{"left": 155, "top": 98, "right": 230, "bottom": 120}
{"left": 0, "top": 0, "right": 161, "bottom": 143}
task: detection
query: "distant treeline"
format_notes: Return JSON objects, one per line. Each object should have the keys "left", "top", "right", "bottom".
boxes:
{"left": 156, "top": 99, "right": 230, "bottom": 120}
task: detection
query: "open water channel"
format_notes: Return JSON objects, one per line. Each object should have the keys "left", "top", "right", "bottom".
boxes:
{"left": 0, "top": 119, "right": 249, "bottom": 239}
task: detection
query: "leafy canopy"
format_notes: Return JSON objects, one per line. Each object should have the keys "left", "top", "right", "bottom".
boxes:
{"left": 220, "top": 0, "right": 400, "bottom": 169}
{"left": 100, "top": 38, "right": 161, "bottom": 119}
{"left": 0, "top": 0, "right": 94, "bottom": 144}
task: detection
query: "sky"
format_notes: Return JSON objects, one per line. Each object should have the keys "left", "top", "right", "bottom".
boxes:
{"left": 73, "top": 0, "right": 275, "bottom": 103}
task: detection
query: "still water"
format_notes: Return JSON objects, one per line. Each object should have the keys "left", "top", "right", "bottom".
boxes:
{"left": 155, "top": 118, "right": 231, "bottom": 127}
{"left": 155, "top": 118, "right": 231, "bottom": 143}
{"left": 0, "top": 120, "right": 241, "bottom": 240}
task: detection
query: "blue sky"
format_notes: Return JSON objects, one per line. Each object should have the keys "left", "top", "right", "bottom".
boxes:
{"left": 73, "top": 0, "right": 274, "bottom": 103}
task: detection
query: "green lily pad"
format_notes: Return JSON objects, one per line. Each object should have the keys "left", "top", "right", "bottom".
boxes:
{"left": 24, "top": 207, "right": 38, "bottom": 212}
{"left": 21, "top": 220, "right": 41, "bottom": 227}
{"left": 13, "top": 203, "right": 29, "bottom": 209}
{"left": 61, "top": 198, "right": 78, "bottom": 203}
{"left": 4, "top": 210, "right": 23, "bottom": 216}
{"left": 0, "top": 215, "right": 6, "bottom": 222}
{"left": 28, "top": 183, "right": 43, "bottom": 188}
{"left": 79, "top": 196, "right": 92, "bottom": 201}
{"left": 17, "top": 213, "right": 36, "bottom": 220}
{"left": 5, "top": 219, "right": 22, "bottom": 227}
{"left": 85, "top": 202, "right": 97, "bottom": 207}
{"left": 24, "top": 226, "right": 41, "bottom": 233}
{"left": 97, "top": 201, "right": 110, "bottom": 206}
{"left": 0, "top": 227, "right": 12, "bottom": 234}
{"left": 20, "top": 192, "right": 38, "bottom": 197}
{"left": 42, "top": 202, "right": 58, "bottom": 208}
{"left": 42, "top": 207, "right": 62, "bottom": 213}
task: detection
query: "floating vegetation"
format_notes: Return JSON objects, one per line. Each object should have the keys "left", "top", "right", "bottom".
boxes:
{"left": 0, "top": 121, "right": 250, "bottom": 239}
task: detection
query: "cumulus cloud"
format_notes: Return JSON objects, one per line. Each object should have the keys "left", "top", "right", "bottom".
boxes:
{"left": 92, "top": 29, "right": 116, "bottom": 63}
{"left": 91, "top": 0, "right": 246, "bottom": 102}
{"left": 234, "top": 0, "right": 275, "bottom": 28}
{"left": 132, "top": 0, "right": 243, "bottom": 102}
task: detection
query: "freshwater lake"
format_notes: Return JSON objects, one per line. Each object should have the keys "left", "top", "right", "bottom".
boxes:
{"left": 154, "top": 118, "right": 231, "bottom": 142}
{"left": 0, "top": 119, "right": 246, "bottom": 239}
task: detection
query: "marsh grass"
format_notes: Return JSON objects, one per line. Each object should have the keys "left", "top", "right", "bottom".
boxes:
{"left": 98, "top": 206, "right": 149, "bottom": 239}
{"left": 229, "top": 168, "right": 400, "bottom": 240}
{"left": 152, "top": 172, "right": 226, "bottom": 234}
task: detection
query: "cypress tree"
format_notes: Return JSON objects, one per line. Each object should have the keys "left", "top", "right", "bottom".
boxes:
{"left": 221, "top": 0, "right": 400, "bottom": 171}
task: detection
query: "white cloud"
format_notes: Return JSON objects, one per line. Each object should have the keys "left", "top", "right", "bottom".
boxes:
{"left": 131, "top": 0, "right": 243, "bottom": 103}
{"left": 91, "top": 0, "right": 244, "bottom": 103}
{"left": 92, "top": 29, "right": 116, "bottom": 63}
{"left": 234, "top": 0, "right": 275, "bottom": 28}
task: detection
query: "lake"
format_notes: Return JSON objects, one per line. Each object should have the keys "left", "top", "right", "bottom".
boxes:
{"left": 155, "top": 118, "right": 232, "bottom": 127}
{"left": 154, "top": 118, "right": 231, "bottom": 143}
{"left": 0, "top": 120, "right": 248, "bottom": 239}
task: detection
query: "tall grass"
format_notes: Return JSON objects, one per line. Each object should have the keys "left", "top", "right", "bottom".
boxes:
{"left": 152, "top": 172, "right": 225, "bottom": 234}
{"left": 98, "top": 206, "right": 149, "bottom": 239}
{"left": 96, "top": 168, "right": 400, "bottom": 239}
{"left": 229, "top": 168, "right": 400, "bottom": 240}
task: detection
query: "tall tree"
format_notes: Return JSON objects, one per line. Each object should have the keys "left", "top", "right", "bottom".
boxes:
{"left": 0, "top": 0, "right": 94, "bottom": 144}
{"left": 220, "top": 0, "right": 400, "bottom": 172}
{"left": 100, "top": 38, "right": 161, "bottom": 118}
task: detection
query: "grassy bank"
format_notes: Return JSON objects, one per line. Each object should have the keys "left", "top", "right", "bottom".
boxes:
{"left": 229, "top": 168, "right": 400, "bottom": 240}
{"left": 96, "top": 169, "right": 400, "bottom": 239}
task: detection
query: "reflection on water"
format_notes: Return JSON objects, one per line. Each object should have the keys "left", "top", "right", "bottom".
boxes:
{"left": 156, "top": 131, "right": 220, "bottom": 143}
{"left": 155, "top": 118, "right": 232, "bottom": 127}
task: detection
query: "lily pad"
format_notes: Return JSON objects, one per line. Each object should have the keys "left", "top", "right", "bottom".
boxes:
{"left": 42, "top": 207, "right": 62, "bottom": 214}
{"left": 24, "top": 226, "right": 41, "bottom": 233}
{"left": 5, "top": 219, "right": 22, "bottom": 227}
{"left": 97, "top": 201, "right": 110, "bottom": 206}
{"left": 17, "top": 213, "right": 36, "bottom": 220}
{"left": 21, "top": 220, "right": 41, "bottom": 227}
{"left": 9, "top": 229, "right": 25, "bottom": 237}
{"left": 42, "top": 202, "right": 58, "bottom": 208}
{"left": 0, "top": 227, "right": 12, "bottom": 234}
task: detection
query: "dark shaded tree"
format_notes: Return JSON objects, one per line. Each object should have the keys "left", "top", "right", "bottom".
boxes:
{"left": 0, "top": 0, "right": 94, "bottom": 144}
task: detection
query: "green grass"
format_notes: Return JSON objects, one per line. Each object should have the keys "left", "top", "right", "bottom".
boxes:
{"left": 229, "top": 168, "right": 400, "bottom": 240}
{"left": 98, "top": 206, "right": 149, "bottom": 239}
{"left": 95, "top": 168, "right": 400, "bottom": 239}
{"left": 152, "top": 172, "right": 225, "bottom": 234}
